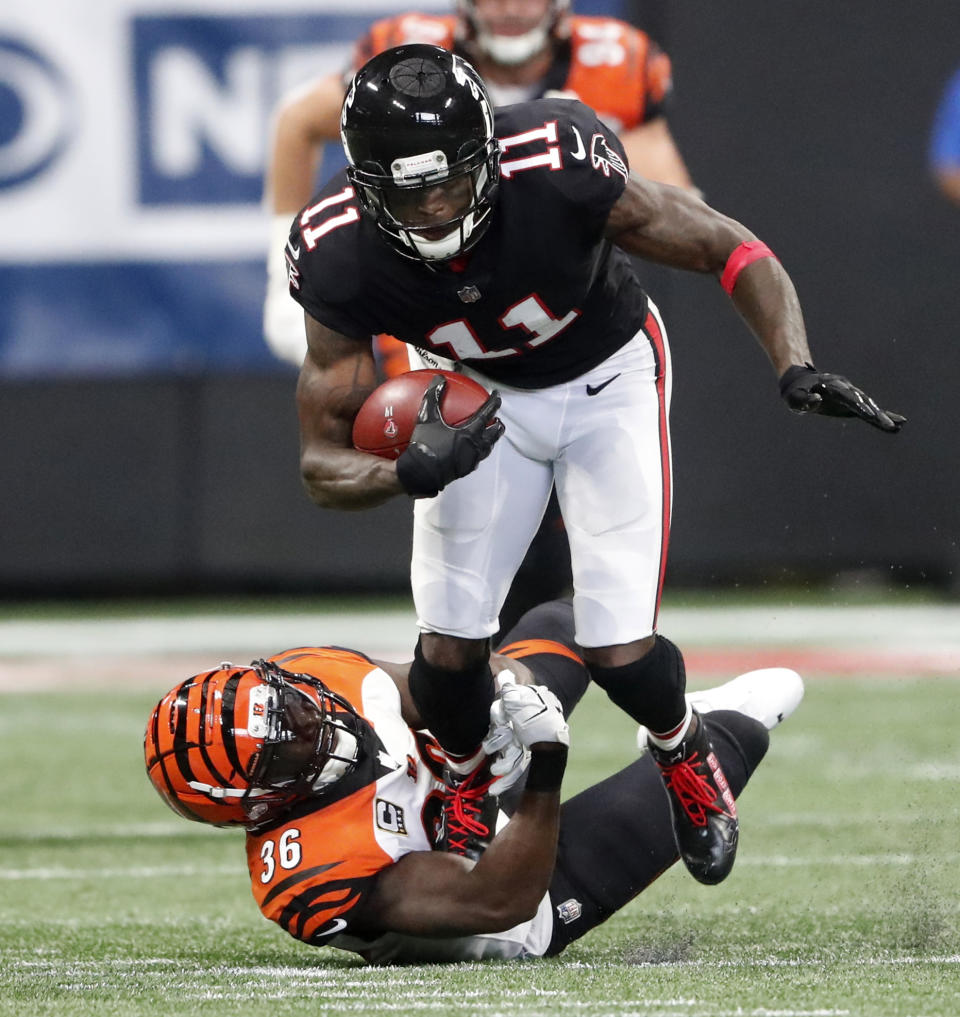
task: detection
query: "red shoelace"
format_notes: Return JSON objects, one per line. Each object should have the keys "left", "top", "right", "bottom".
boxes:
{"left": 657, "top": 752, "right": 728, "bottom": 827}
{"left": 443, "top": 771, "right": 495, "bottom": 855}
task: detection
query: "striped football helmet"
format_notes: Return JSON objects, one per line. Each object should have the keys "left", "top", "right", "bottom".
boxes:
{"left": 144, "top": 660, "right": 363, "bottom": 827}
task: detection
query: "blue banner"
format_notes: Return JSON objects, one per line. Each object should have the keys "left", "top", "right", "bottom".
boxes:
{"left": 0, "top": 1, "right": 625, "bottom": 378}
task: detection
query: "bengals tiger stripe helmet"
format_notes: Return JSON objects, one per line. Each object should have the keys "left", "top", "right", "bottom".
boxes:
{"left": 144, "top": 660, "right": 364, "bottom": 827}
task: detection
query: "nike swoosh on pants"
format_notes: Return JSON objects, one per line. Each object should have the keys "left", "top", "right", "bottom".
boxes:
{"left": 586, "top": 373, "right": 621, "bottom": 396}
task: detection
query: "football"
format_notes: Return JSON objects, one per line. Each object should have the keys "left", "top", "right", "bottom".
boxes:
{"left": 352, "top": 369, "right": 491, "bottom": 459}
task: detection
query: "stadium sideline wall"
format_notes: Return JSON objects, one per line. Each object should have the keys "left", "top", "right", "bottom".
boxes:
{"left": 2, "top": 0, "right": 958, "bottom": 594}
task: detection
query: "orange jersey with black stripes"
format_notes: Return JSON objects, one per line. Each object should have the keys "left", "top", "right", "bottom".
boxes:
{"left": 245, "top": 647, "right": 449, "bottom": 949}
{"left": 559, "top": 17, "right": 672, "bottom": 132}
{"left": 243, "top": 641, "right": 570, "bottom": 962}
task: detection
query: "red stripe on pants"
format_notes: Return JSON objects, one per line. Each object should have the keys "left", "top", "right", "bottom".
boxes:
{"left": 643, "top": 309, "right": 671, "bottom": 631}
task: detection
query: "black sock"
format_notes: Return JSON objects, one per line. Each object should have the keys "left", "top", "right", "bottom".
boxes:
{"left": 408, "top": 638, "right": 495, "bottom": 758}
{"left": 587, "top": 634, "right": 686, "bottom": 732}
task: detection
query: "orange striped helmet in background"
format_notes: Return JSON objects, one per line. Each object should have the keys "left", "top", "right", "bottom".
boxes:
{"left": 144, "top": 660, "right": 364, "bottom": 827}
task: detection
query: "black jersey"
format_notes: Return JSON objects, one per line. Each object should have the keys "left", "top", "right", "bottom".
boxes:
{"left": 287, "top": 99, "right": 649, "bottom": 390}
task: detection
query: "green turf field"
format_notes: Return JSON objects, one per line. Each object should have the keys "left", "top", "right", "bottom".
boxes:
{"left": 3, "top": 673, "right": 958, "bottom": 1017}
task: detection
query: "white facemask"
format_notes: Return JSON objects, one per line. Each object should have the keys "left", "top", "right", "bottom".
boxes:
{"left": 476, "top": 23, "right": 550, "bottom": 66}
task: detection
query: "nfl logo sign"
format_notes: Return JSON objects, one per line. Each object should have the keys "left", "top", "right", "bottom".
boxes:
{"left": 556, "top": 898, "right": 582, "bottom": 924}
{"left": 458, "top": 285, "right": 481, "bottom": 303}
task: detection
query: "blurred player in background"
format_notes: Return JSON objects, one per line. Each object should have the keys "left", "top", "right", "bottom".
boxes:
{"left": 262, "top": 0, "right": 697, "bottom": 639}
{"left": 287, "top": 46, "right": 903, "bottom": 885}
{"left": 145, "top": 600, "right": 803, "bottom": 963}
{"left": 930, "top": 67, "right": 960, "bottom": 206}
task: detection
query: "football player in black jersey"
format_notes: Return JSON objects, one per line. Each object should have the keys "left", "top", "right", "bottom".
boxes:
{"left": 286, "top": 45, "right": 903, "bottom": 885}
{"left": 263, "top": 0, "right": 694, "bottom": 361}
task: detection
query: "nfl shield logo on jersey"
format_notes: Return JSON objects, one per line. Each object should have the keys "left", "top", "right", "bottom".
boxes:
{"left": 457, "top": 285, "right": 481, "bottom": 303}
{"left": 556, "top": 898, "right": 583, "bottom": 924}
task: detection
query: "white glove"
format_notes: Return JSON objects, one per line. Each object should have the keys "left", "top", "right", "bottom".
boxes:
{"left": 263, "top": 214, "right": 308, "bottom": 365}
{"left": 481, "top": 671, "right": 528, "bottom": 795}
{"left": 481, "top": 720, "right": 529, "bottom": 797}
{"left": 492, "top": 679, "right": 570, "bottom": 749}
{"left": 480, "top": 677, "right": 570, "bottom": 796}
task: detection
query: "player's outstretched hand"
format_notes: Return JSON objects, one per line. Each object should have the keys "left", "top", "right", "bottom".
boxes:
{"left": 490, "top": 680, "right": 570, "bottom": 750}
{"left": 779, "top": 363, "right": 905, "bottom": 433}
{"left": 396, "top": 375, "right": 504, "bottom": 497}
{"left": 482, "top": 677, "right": 570, "bottom": 796}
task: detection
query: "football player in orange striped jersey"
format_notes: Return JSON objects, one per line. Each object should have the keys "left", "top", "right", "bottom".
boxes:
{"left": 263, "top": 0, "right": 694, "bottom": 362}
{"left": 144, "top": 600, "right": 792, "bottom": 963}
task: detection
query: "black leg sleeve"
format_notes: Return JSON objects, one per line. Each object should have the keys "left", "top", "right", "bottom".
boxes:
{"left": 407, "top": 638, "right": 495, "bottom": 759}
{"left": 544, "top": 710, "right": 770, "bottom": 956}
{"left": 587, "top": 634, "right": 687, "bottom": 732}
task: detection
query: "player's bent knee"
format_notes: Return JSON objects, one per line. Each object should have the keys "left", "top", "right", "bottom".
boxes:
{"left": 420, "top": 631, "right": 488, "bottom": 670}
{"left": 581, "top": 633, "right": 656, "bottom": 669}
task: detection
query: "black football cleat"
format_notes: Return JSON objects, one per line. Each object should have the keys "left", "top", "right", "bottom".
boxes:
{"left": 649, "top": 710, "right": 739, "bottom": 885}
{"left": 436, "top": 761, "right": 498, "bottom": 861}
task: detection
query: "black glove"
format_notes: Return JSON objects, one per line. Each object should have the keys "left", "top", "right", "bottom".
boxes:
{"left": 396, "top": 375, "right": 505, "bottom": 497}
{"left": 779, "top": 363, "right": 905, "bottom": 433}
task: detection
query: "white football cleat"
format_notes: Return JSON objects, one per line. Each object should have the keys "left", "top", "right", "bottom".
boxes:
{"left": 637, "top": 668, "right": 805, "bottom": 750}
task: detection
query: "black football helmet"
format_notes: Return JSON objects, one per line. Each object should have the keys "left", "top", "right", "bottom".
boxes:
{"left": 341, "top": 45, "right": 500, "bottom": 263}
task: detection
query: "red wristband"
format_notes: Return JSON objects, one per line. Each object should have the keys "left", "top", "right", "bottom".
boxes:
{"left": 720, "top": 241, "right": 778, "bottom": 295}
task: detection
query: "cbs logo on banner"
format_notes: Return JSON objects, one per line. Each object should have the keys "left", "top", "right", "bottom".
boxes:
{"left": 0, "top": 37, "right": 74, "bottom": 191}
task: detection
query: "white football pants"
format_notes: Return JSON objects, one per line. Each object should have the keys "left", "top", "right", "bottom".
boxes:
{"left": 410, "top": 302, "right": 673, "bottom": 648}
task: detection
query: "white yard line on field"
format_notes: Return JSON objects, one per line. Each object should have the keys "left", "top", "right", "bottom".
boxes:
{"left": 7, "top": 853, "right": 960, "bottom": 881}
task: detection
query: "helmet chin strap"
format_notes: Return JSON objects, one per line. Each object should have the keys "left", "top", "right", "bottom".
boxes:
{"left": 477, "top": 24, "right": 550, "bottom": 66}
